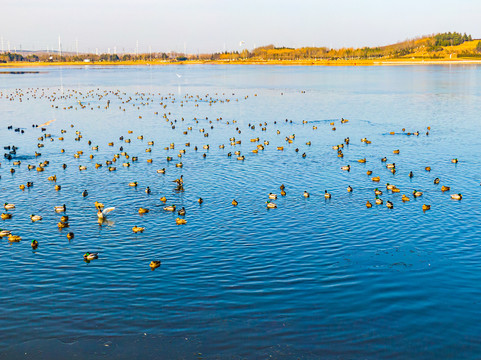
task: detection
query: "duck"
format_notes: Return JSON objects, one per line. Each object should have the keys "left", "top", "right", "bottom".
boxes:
{"left": 341, "top": 165, "right": 351, "bottom": 171}
{"left": 19, "top": 184, "right": 25, "bottom": 190}
{"left": 30, "top": 215, "right": 42, "bottom": 222}
{"left": 82, "top": 190, "right": 88, "bottom": 197}
{"left": 8, "top": 234, "right": 22, "bottom": 242}
{"left": 83, "top": 252, "right": 98, "bottom": 260}
{"left": 145, "top": 187, "right": 151, "bottom": 194}
{"left": 67, "top": 232, "right": 74, "bottom": 240}
{"left": 94, "top": 201, "right": 104, "bottom": 210}
{"left": 440, "top": 185, "right": 450, "bottom": 192}
{"left": 393, "top": 149, "right": 400, "bottom": 154}
{"left": 281, "top": 189, "right": 287, "bottom": 196}
{"left": 57, "top": 221, "right": 69, "bottom": 229}
{"left": 97, "top": 207, "right": 115, "bottom": 219}
{"left": 451, "top": 193, "right": 462, "bottom": 200}
{"left": 54, "top": 204, "right": 66, "bottom": 212}
{"left": 160, "top": 196, "right": 167, "bottom": 202}
{"left": 268, "top": 193, "right": 277, "bottom": 200}
{"left": 60, "top": 216, "right": 69, "bottom": 222}
{"left": 386, "top": 183, "right": 396, "bottom": 190}
{"left": 1, "top": 213, "right": 12, "bottom": 220}
{"left": 375, "top": 196, "right": 383, "bottom": 205}
{"left": 132, "top": 226, "right": 145, "bottom": 233}
{"left": 371, "top": 176, "right": 380, "bottom": 182}
{"left": 451, "top": 158, "right": 458, "bottom": 163}
{"left": 408, "top": 171, "right": 414, "bottom": 178}
{"left": 232, "top": 199, "right": 238, "bottom": 206}
{"left": 386, "top": 163, "right": 395, "bottom": 169}
{"left": 303, "top": 191, "right": 310, "bottom": 198}
{"left": 177, "top": 207, "right": 186, "bottom": 216}
{"left": 386, "top": 201, "right": 394, "bottom": 209}
{"left": 366, "top": 170, "right": 373, "bottom": 176}
{"left": 347, "top": 186, "right": 353, "bottom": 193}
{"left": 198, "top": 198, "right": 203, "bottom": 204}
{"left": 366, "top": 201, "right": 372, "bottom": 208}
{"left": 150, "top": 260, "right": 161, "bottom": 269}
{"left": 4, "top": 203, "right": 15, "bottom": 210}
{"left": 280, "top": 184, "right": 285, "bottom": 190}
{"left": 425, "top": 167, "right": 431, "bottom": 172}
{"left": 0, "top": 229, "right": 12, "bottom": 237}
{"left": 54, "top": 185, "right": 61, "bottom": 191}
{"left": 374, "top": 188, "right": 383, "bottom": 195}
{"left": 381, "top": 157, "right": 387, "bottom": 162}
{"left": 434, "top": 178, "right": 440, "bottom": 184}
{"left": 138, "top": 207, "right": 149, "bottom": 214}
{"left": 413, "top": 190, "right": 423, "bottom": 198}
{"left": 157, "top": 168, "right": 166, "bottom": 174}
{"left": 175, "top": 218, "right": 187, "bottom": 225}
{"left": 266, "top": 201, "right": 277, "bottom": 208}
{"left": 128, "top": 182, "right": 138, "bottom": 187}
{"left": 48, "top": 175, "right": 57, "bottom": 181}
{"left": 163, "top": 205, "right": 176, "bottom": 212}
{"left": 401, "top": 194, "right": 410, "bottom": 202}
{"left": 324, "top": 190, "right": 331, "bottom": 199}
{"left": 422, "top": 204, "right": 431, "bottom": 211}
{"left": 31, "top": 240, "right": 38, "bottom": 249}
{"left": 358, "top": 158, "right": 366, "bottom": 163}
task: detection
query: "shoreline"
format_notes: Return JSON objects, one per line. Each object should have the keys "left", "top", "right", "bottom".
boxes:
{"left": 1, "top": 59, "right": 481, "bottom": 68}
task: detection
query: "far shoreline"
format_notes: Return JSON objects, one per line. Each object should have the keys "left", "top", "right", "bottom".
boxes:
{"left": 1, "top": 59, "right": 481, "bottom": 68}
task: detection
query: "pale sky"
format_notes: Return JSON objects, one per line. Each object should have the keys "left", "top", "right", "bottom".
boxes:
{"left": 1, "top": 0, "right": 480, "bottom": 54}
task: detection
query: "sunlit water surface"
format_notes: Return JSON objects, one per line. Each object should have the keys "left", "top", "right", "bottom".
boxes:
{"left": 1, "top": 65, "right": 481, "bottom": 359}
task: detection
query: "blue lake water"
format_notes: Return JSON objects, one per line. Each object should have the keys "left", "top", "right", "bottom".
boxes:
{"left": 0, "top": 64, "right": 481, "bottom": 359}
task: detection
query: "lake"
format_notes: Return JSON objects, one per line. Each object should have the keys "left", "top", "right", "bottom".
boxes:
{"left": 1, "top": 64, "right": 481, "bottom": 359}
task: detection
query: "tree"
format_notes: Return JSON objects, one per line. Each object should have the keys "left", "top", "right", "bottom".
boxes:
{"left": 476, "top": 41, "right": 481, "bottom": 53}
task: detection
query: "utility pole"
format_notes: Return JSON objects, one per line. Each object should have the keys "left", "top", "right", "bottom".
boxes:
{"left": 76, "top": 38, "right": 79, "bottom": 56}
{"left": 58, "top": 36, "right": 62, "bottom": 57}
{"left": 1, "top": 36, "right": 3, "bottom": 53}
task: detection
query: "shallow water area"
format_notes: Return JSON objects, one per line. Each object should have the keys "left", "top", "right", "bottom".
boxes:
{"left": 1, "top": 65, "right": 481, "bottom": 359}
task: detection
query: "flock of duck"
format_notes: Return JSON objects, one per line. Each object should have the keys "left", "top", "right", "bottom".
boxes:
{"left": 0, "top": 86, "right": 467, "bottom": 269}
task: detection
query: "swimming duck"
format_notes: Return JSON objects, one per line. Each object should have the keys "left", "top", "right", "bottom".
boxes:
{"left": 57, "top": 221, "right": 69, "bottom": 229}
{"left": 82, "top": 190, "right": 88, "bottom": 197}
{"left": 163, "top": 205, "right": 176, "bottom": 212}
{"left": 386, "top": 201, "right": 394, "bottom": 209}
{"left": 30, "top": 215, "right": 42, "bottom": 222}
{"left": 451, "top": 193, "right": 462, "bottom": 200}
{"left": 128, "top": 182, "right": 138, "bottom": 187}
{"left": 97, "top": 207, "right": 115, "bottom": 219}
{"left": 303, "top": 191, "right": 310, "bottom": 198}
{"left": 422, "top": 204, "right": 431, "bottom": 211}
{"left": 372, "top": 176, "right": 380, "bottom": 182}
{"left": 266, "top": 201, "right": 277, "bottom": 208}
{"left": 347, "top": 186, "right": 353, "bottom": 193}
{"left": 401, "top": 194, "right": 410, "bottom": 202}
{"left": 232, "top": 199, "right": 238, "bottom": 206}
{"left": 281, "top": 189, "right": 287, "bottom": 196}
{"left": 198, "top": 198, "right": 203, "bottom": 204}
{"left": 425, "top": 167, "right": 431, "bottom": 172}
{"left": 441, "top": 186, "right": 450, "bottom": 192}
{"left": 84, "top": 252, "right": 98, "bottom": 260}
{"left": 366, "top": 170, "right": 373, "bottom": 175}
{"left": 54, "top": 204, "right": 66, "bottom": 212}
{"left": 268, "top": 193, "right": 277, "bottom": 200}
{"left": 386, "top": 163, "right": 395, "bottom": 169}
{"left": 94, "top": 201, "right": 104, "bottom": 210}
{"left": 366, "top": 201, "right": 372, "bottom": 208}
{"left": 138, "top": 208, "right": 149, "bottom": 214}
{"left": 393, "top": 149, "right": 400, "bottom": 154}
{"left": 160, "top": 196, "right": 167, "bottom": 202}
{"left": 54, "top": 185, "right": 61, "bottom": 191}
{"left": 375, "top": 196, "right": 383, "bottom": 205}
{"left": 157, "top": 168, "right": 166, "bottom": 174}
{"left": 19, "top": 184, "right": 25, "bottom": 190}
{"left": 381, "top": 157, "right": 387, "bottom": 162}
{"left": 0, "top": 229, "right": 12, "bottom": 237}
{"left": 175, "top": 218, "right": 187, "bottom": 225}
{"left": 132, "top": 226, "right": 145, "bottom": 233}
{"left": 60, "top": 216, "right": 69, "bottom": 223}
{"left": 67, "top": 232, "right": 74, "bottom": 240}
{"left": 341, "top": 165, "right": 351, "bottom": 171}
{"left": 1, "top": 213, "right": 12, "bottom": 220}
{"left": 413, "top": 190, "right": 423, "bottom": 198}
{"left": 374, "top": 188, "right": 383, "bottom": 195}
{"left": 150, "top": 260, "right": 161, "bottom": 269}
{"left": 280, "top": 184, "right": 285, "bottom": 190}
{"left": 451, "top": 158, "right": 458, "bottom": 163}
{"left": 408, "top": 171, "right": 414, "bottom": 178}
{"left": 434, "top": 178, "right": 440, "bottom": 184}
{"left": 8, "top": 234, "right": 21, "bottom": 242}
{"left": 31, "top": 240, "right": 38, "bottom": 249}
{"left": 178, "top": 207, "right": 186, "bottom": 216}
{"left": 324, "top": 190, "right": 331, "bottom": 199}
{"left": 386, "top": 183, "right": 396, "bottom": 190}
{"left": 4, "top": 203, "right": 15, "bottom": 210}
{"left": 358, "top": 158, "right": 366, "bottom": 163}
{"left": 145, "top": 187, "right": 151, "bottom": 194}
